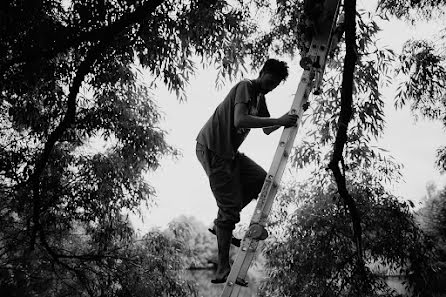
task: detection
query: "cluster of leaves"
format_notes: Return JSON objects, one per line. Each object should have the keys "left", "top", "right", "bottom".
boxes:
{"left": 377, "top": 0, "right": 446, "bottom": 20}
{"left": 1, "top": 61, "right": 172, "bottom": 247}
{"left": 248, "top": 0, "right": 329, "bottom": 65}
{"left": 378, "top": 1, "right": 446, "bottom": 171}
{"left": 394, "top": 39, "right": 446, "bottom": 171}
{"left": 395, "top": 40, "right": 445, "bottom": 117}
{"left": 260, "top": 175, "right": 438, "bottom": 297}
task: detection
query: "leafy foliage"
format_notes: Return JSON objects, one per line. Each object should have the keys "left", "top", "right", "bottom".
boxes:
{"left": 416, "top": 183, "right": 446, "bottom": 294}
{"left": 395, "top": 40, "right": 446, "bottom": 119}
{"left": 393, "top": 38, "right": 446, "bottom": 177}
{"left": 418, "top": 184, "right": 446, "bottom": 260}
{"left": 165, "top": 215, "right": 218, "bottom": 269}
{"left": 0, "top": 219, "right": 197, "bottom": 297}
{"left": 0, "top": 0, "right": 260, "bottom": 295}
{"left": 378, "top": 1, "right": 446, "bottom": 173}
{"left": 2, "top": 0, "right": 445, "bottom": 296}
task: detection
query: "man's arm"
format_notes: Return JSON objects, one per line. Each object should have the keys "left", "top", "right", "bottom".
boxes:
{"left": 234, "top": 103, "right": 298, "bottom": 129}
{"left": 262, "top": 102, "right": 311, "bottom": 135}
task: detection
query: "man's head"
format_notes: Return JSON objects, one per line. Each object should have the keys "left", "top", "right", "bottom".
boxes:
{"left": 257, "top": 59, "right": 289, "bottom": 94}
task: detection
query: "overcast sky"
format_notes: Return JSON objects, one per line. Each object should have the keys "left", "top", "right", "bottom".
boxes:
{"left": 130, "top": 0, "right": 446, "bottom": 234}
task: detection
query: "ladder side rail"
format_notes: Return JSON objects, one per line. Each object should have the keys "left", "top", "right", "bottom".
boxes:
{"left": 261, "top": 84, "right": 313, "bottom": 219}
{"left": 249, "top": 70, "right": 312, "bottom": 223}
{"left": 258, "top": 111, "right": 310, "bottom": 223}
{"left": 260, "top": 71, "right": 313, "bottom": 220}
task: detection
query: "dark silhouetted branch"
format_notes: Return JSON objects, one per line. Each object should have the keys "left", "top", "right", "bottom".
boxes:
{"left": 29, "top": 42, "right": 100, "bottom": 249}
{"left": 28, "top": 0, "right": 166, "bottom": 253}
{"left": 327, "top": 0, "right": 363, "bottom": 270}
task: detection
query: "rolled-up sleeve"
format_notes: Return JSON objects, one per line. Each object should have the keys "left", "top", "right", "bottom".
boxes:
{"left": 235, "top": 81, "right": 254, "bottom": 106}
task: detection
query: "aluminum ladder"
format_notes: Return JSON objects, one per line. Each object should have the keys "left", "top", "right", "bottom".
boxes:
{"left": 219, "top": 1, "right": 343, "bottom": 296}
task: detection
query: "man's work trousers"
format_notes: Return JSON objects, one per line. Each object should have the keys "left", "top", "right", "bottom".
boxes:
{"left": 196, "top": 142, "right": 266, "bottom": 231}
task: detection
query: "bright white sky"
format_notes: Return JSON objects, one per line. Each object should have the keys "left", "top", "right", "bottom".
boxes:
{"left": 130, "top": 0, "right": 446, "bottom": 234}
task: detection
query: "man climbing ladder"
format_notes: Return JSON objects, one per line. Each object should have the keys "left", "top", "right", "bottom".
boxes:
{"left": 214, "top": 0, "right": 344, "bottom": 296}
{"left": 196, "top": 58, "right": 300, "bottom": 286}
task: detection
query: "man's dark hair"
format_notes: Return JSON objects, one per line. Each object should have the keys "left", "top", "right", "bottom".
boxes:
{"left": 260, "top": 59, "right": 289, "bottom": 81}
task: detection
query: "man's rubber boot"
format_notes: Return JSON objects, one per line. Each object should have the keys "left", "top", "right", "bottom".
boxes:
{"left": 212, "top": 226, "right": 232, "bottom": 282}
{"left": 210, "top": 226, "right": 249, "bottom": 287}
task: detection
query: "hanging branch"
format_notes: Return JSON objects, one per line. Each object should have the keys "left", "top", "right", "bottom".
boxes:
{"left": 3, "top": 0, "right": 164, "bottom": 72}
{"left": 327, "top": 0, "right": 363, "bottom": 267}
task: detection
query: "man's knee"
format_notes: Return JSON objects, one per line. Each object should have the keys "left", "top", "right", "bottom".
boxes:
{"left": 215, "top": 208, "right": 240, "bottom": 230}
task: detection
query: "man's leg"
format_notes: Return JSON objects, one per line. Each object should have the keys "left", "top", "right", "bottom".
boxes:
{"left": 196, "top": 145, "right": 247, "bottom": 281}
{"left": 238, "top": 153, "right": 267, "bottom": 210}
{"left": 207, "top": 153, "right": 242, "bottom": 280}
{"left": 211, "top": 225, "right": 232, "bottom": 281}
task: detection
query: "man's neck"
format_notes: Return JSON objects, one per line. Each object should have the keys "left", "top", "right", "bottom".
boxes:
{"left": 250, "top": 78, "right": 263, "bottom": 95}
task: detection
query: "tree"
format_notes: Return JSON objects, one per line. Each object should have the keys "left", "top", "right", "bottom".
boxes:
{"left": 165, "top": 215, "right": 218, "bottom": 269}
{"left": 419, "top": 185, "right": 446, "bottom": 242}
{"left": 243, "top": 0, "right": 445, "bottom": 296}
{"left": 417, "top": 184, "right": 446, "bottom": 294}
{"left": 0, "top": 0, "right": 258, "bottom": 295}
{"left": 257, "top": 0, "right": 397, "bottom": 284}
{"left": 260, "top": 172, "right": 438, "bottom": 297}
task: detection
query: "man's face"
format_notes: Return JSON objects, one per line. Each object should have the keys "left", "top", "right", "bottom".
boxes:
{"left": 259, "top": 72, "right": 282, "bottom": 94}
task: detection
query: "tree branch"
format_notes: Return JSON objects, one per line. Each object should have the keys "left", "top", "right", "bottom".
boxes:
{"left": 76, "top": 0, "right": 164, "bottom": 44}
{"left": 327, "top": 0, "right": 363, "bottom": 269}
{"left": 29, "top": 43, "right": 100, "bottom": 249}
